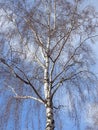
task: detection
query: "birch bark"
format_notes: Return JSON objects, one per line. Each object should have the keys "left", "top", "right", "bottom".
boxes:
{"left": 44, "top": 52, "right": 54, "bottom": 130}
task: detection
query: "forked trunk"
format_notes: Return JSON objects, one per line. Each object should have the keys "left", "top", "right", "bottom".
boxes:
{"left": 45, "top": 98, "right": 54, "bottom": 130}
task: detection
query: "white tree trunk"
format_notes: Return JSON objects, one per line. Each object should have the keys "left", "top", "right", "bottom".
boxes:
{"left": 45, "top": 98, "right": 54, "bottom": 130}
{"left": 44, "top": 53, "right": 55, "bottom": 130}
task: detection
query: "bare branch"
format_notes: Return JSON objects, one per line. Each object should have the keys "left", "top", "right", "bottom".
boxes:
{"left": 14, "top": 73, "right": 45, "bottom": 103}
{"left": 8, "top": 85, "right": 18, "bottom": 96}
{"left": 51, "top": 82, "right": 61, "bottom": 99}
{"left": 52, "top": 70, "right": 96, "bottom": 98}
{"left": 0, "top": 58, "right": 45, "bottom": 103}
{"left": 52, "top": 34, "right": 98, "bottom": 83}
{"left": 33, "top": 53, "right": 45, "bottom": 68}
{"left": 24, "top": 18, "right": 46, "bottom": 50}
{"left": 8, "top": 85, "right": 44, "bottom": 104}
{"left": 53, "top": 105, "right": 66, "bottom": 110}
{"left": 53, "top": 0, "right": 56, "bottom": 29}
{"left": 14, "top": 96, "right": 44, "bottom": 104}
{"left": 50, "top": 27, "right": 73, "bottom": 57}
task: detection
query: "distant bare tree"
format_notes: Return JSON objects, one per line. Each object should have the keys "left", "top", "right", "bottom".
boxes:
{"left": 0, "top": 0, "right": 98, "bottom": 130}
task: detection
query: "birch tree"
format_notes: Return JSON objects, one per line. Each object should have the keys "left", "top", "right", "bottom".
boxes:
{"left": 0, "top": 0, "right": 98, "bottom": 130}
